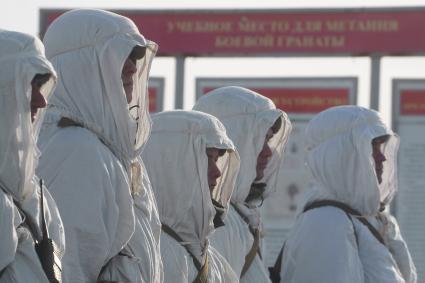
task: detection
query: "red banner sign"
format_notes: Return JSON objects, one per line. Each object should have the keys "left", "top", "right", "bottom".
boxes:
{"left": 202, "top": 87, "right": 349, "bottom": 113}
{"left": 148, "top": 87, "right": 157, "bottom": 112}
{"left": 40, "top": 9, "right": 425, "bottom": 55}
{"left": 400, "top": 90, "right": 425, "bottom": 115}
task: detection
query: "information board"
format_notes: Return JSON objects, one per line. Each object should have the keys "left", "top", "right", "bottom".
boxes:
{"left": 40, "top": 8, "right": 425, "bottom": 55}
{"left": 393, "top": 79, "right": 425, "bottom": 281}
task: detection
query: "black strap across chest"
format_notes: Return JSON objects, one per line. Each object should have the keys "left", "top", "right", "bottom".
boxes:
{"left": 268, "top": 243, "right": 285, "bottom": 283}
{"left": 161, "top": 223, "right": 209, "bottom": 283}
{"left": 303, "top": 200, "right": 385, "bottom": 245}
{"left": 230, "top": 203, "right": 263, "bottom": 277}
{"left": 231, "top": 203, "right": 255, "bottom": 236}
{"left": 0, "top": 180, "right": 62, "bottom": 282}
{"left": 268, "top": 199, "right": 386, "bottom": 283}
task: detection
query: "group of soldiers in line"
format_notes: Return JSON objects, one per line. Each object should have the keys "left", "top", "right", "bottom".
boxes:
{"left": 0, "top": 8, "right": 417, "bottom": 283}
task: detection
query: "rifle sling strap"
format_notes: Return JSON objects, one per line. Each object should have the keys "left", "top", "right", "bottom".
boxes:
{"left": 303, "top": 200, "right": 385, "bottom": 245}
{"left": 161, "top": 223, "right": 209, "bottom": 283}
{"left": 231, "top": 203, "right": 262, "bottom": 277}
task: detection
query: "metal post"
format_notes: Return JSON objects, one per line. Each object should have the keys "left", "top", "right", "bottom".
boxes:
{"left": 174, "top": 56, "right": 185, "bottom": 109}
{"left": 370, "top": 55, "right": 381, "bottom": 111}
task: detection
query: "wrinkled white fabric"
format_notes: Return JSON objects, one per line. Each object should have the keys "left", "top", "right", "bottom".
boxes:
{"left": 212, "top": 205, "right": 270, "bottom": 281}
{"left": 0, "top": 29, "right": 56, "bottom": 202}
{"left": 97, "top": 244, "right": 147, "bottom": 283}
{"left": 160, "top": 233, "right": 239, "bottom": 283}
{"left": 194, "top": 87, "right": 291, "bottom": 204}
{"left": 0, "top": 180, "right": 65, "bottom": 283}
{"left": 370, "top": 213, "right": 417, "bottom": 283}
{"left": 143, "top": 110, "right": 240, "bottom": 282}
{"left": 0, "top": 196, "right": 49, "bottom": 283}
{"left": 0, "top": 194, "right": 16, "bottom": 273}
{"left": 303, "top": 105, "right": 398, "bottom": 216}
{"left": 281, "top": 105, "right": 416, "bottom": 283}
{"left": 0, "top": 29, "right": 64, "bottom": 282}
{"left": 125, "top": 158, "right": 164, "bottom": 283}
{"left": 37, "top": 9, "right": 158, "bottom": 283}
{"left": 42, "top": 9, "right": 157, "bottom": 165}
{"left": 193, "top": 86, "right": 292, "bottom": 281}
{"left": 38, "top": 126, "right": 135, "bottom": 283}
{"left": 135, "top": 160, "right": 162, "bottom": 240}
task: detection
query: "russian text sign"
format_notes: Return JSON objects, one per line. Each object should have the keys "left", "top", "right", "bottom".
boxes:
{"left": 40, "top": 9, "right": 425, "bottom": 55}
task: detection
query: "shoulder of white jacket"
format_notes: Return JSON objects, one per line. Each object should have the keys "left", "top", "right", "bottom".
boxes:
{"left": 301, "top": 206, "right": 354, "bottom": 232}
{"left": 48, "top": 126, "right": 114, "bottom": 161}
{"left": 160, "top": 234, "right": 192, "bottom": 268}
{"left": 227, "top": 206, "right": 254, "bottom": 232}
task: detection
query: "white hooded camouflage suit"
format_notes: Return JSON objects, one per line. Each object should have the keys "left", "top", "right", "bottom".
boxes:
{"left": 37, "top": 9, "right": 162, "bottom": 283}
{"left": 0, "top": 29, "right": 65, "bottom": 282}
{"left": 281, "top": 105, "right": 417, "bottom": 283}
{"left": 193, "top": 86, "right": 292, "bottom": 282}
{"left": 143, "top": 110, "right": 241, "bottom": 283}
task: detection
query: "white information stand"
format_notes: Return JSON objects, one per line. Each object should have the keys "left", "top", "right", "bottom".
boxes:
{"left": 393, "top": 79, "right": 425, "bottom": 281}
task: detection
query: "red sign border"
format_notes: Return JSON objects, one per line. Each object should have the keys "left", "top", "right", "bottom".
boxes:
{"left": 39, "top": 7, "right": 425, "bottom": 56}
{"left": 195, "top": 77, "right": 358, "bottom": 114}
{"left": 393, "top": 79, "right": 425, "bottom": 118}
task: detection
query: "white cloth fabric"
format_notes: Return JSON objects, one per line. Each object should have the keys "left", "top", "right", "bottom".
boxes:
{"left": 143, "top": 110, "right": 240, "bottom": 283}
{"left": 193, "top": 86, "right": 292, "bottom": 282}
{"left": 160, "top": 233, "right": 238, "bottom": 283}
{"left": 37, "top": 9, "right": 158, "bottom": 283}
{"left": 42, "top": 9, "right": 156, "bottom": 165}
{"left": 125, "top": 159, "right": 164, "bottom": 283}
{"left": 38, "top": 126, "right": 135, "bottom": 283}
{"left": 0, "top": 29, "right": 56, "bottom": 202}
{"left": 212, "top": 205, "right": 271, "bottom": 281}
{"left": 0, "top": 29, "right": 64, "bottom": 282}
{"left": 369, "top": 212, "right": 417, "bottom": 283}
{"left": 281, "top": 105, "right": 417, "bottom": 283}
{"left": 193, "top": 86, "right": 291, "bottom": 205}
{"left": 303, "top": 105, "right": 398, "bottom": 216}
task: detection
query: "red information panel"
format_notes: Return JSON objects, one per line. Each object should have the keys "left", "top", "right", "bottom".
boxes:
{"left": 202, "top": 87, "right": 349, "bottom": 113}
{"left": 40, "top": 9, "right": 425, "bottom": 55}
{"left": 147, "top": 77, "right": 164, "bottom": 113}
{"left": 148, "top": 87, "right": 157, "bottom": 112}
{"left": 400, "top": 90, "right": 425, "bottom": 115}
